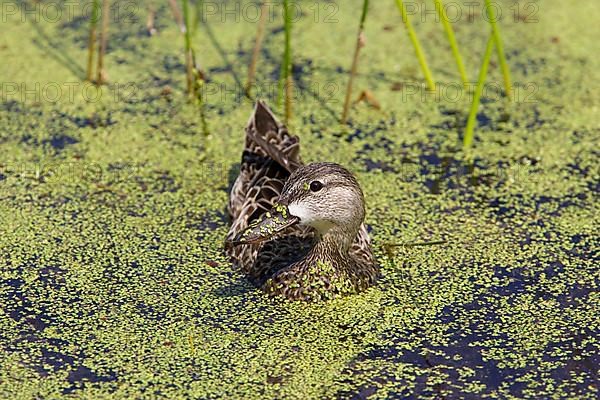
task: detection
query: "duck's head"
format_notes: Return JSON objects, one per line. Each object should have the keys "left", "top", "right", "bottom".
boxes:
{"left": 233, "top": 162, "right": 365, "bottom": 248}
{"left": 280, "top": 162, "right": 365, "bottom": 237}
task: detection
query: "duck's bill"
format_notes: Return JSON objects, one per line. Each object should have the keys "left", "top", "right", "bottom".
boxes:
{"left": 230, "top": 204, "right": 299, "bottom": 245}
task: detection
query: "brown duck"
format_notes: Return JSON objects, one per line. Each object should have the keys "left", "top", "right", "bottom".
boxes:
{"left": 225, "top": 101, "right": 379, "bottom": 301}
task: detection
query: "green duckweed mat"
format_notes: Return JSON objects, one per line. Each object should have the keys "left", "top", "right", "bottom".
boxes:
{"left": 0, "top": 0, "right": 598, "bottom": 398}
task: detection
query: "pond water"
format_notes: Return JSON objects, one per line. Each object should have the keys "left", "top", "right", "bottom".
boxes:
{"left": 0, "top": 0, "right": 598, "bottom": 398}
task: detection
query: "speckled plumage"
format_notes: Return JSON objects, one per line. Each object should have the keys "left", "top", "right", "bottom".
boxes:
{"left": 226, "top": 101, "right": 379, "bottom": 301}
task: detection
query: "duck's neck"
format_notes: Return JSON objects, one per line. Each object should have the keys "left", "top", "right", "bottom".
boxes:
{"left": 306, "top": 226, "right": 356, "bottom": 264}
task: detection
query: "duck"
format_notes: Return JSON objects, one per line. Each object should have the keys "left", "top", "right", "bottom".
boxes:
{"left": 225, "top": 101, "right": 379, "bottom": 301}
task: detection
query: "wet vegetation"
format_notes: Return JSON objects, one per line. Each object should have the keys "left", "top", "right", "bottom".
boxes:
{"left": 0, "top": 0, "right": 598, "bottom": 398}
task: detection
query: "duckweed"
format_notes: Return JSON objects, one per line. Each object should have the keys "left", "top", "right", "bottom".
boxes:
{"left": 0, "top": 1, "right": 598, "bottom": 398}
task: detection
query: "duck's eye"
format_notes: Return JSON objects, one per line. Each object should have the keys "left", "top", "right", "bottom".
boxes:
{"left": 309, "top": 181, "right": 323, "bottom": 192}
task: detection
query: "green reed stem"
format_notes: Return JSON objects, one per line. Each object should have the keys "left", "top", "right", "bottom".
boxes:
{"left": 463, "top": 34, "right": 494, "bottom": 149}
{"left": 246, "top": 2, "right": 269, "bottom": 97}
{"left": 182, "top": 0, "right": 195, "bottom": 98}
{"left": 168, "top": 0, "right": 185, "bottom": 32}
{"left": 96, "top": 0, "right": 110, "bottom": 85}
{"left": 186, "top": 1, "right": 209, "bottom": 135}
{"left": 434, "top": 0, "right": 468, "bottom": 87}
{"left": 278, "top": 0, "right": 292, "bottom": 122}
{"left": 191, "top": 1, "right": 199, "bottom": 35}
{"left": 341, "top": 0, "right": 369, "bottom": 124}
{"left": 385, "top": 240, "right": 447, "bottom": 248}
{"left": 483, "top": 0, "right": 512, "bottom": 98}
{"left": 394, "top": 0, "right": 435, "bottom": 91}
{"left": 86, "top": 0, "right": 100, "bottom": 82}
{"left": 196, "top": 67, "right": 209, "bottom": 136}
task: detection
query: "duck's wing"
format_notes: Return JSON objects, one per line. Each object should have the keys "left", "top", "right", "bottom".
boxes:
{"left": 351, "top": 224, "right": 376, "bottom": 265}
{"left": 226, "top": 101, "right": 306, "bottom": 267}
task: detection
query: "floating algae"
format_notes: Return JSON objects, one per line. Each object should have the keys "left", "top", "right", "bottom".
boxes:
{"left": 0, "top": 0, "right": 599, "bottom": 398}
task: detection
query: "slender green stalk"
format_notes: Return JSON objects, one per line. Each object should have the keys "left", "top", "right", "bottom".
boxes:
{"left": 146, "top": 5, "right": 157, "bottom": 36}
{"left": 358, "top": 0, "right": 369, "bottom": 31}
{"left": 86, "top": 0, "right": 100, "bottom": 82}
{"left": 182, "top": 0, "right": 195, "bottom": 98}
{"left": 96, "top": 0, "right": 110, "bottom": 85}
{"left": 194, "top": 59, "right": 209, "bottom": 136}
{"left": 385, "top": 240, "right": 447, "bottom": 248}
{"left": 463, "top": 34, "right": 494, "bottom": 149}
{"left": 434, "top": 0, "right": 468, "bottom": 87}
{"left": 185, "top": 1, "right": 209, "bottom": 135}
{"left": 394, "top": 0, "right": 435, "bottom": 91}
{"left": 285, "top": 74, "right": 292, "bottom": 123}
{"left": 246, "top": 2, "right": 269, "bottom": 97}
{"left": 191, "top": 0, "right": 199, "bottom": 35}
{"left": 483, "top": 0, "right": 512, "bottom": 97}
{"left": 278, "top": 0, "right": 292, "bottom": 122}
{"left": 168, "top": 0, "right": 185, "bottom": 32}
{"left": 341, "top": 0, "right": 369, "bottom": 124}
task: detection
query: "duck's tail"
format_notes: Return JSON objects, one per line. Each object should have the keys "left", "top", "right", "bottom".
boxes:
{"left": 244, "top": 100, "right": 302, "bottom": 172}
{"left": 226, "top": 101, "right": 303, "bottom": 245}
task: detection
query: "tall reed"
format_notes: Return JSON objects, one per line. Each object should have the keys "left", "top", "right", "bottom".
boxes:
{"left": 181, "top": 1, "right": 209, "bottom": 135}
{"left": 146, "top": 5, "right": 157, "bottom": 36}
{"left": 341, "top": 0, "right": 369, "bottom": 124}
{"left": 246, "top": 2, "right": 269, "bottom": 97}
{"left": 394, "top": 0, "right": 435, "bottom": 91}
{"left": 463, "top": 34, "right": 494, "bottom": 148}
{"left": 86, "top": 0, "right": 100, "bottom": 82}
{"left": 182, "top": 0, "right": 195, "bottom": 98}
{"left": 483, "top": 0, "right": 512, "bottom": 97}
{"left": 168, "top": 0, "right": 186, "bottom": 32}
{"left": 434, "top": 0, "right": 468, "bottom": 87}
{"left": 278, "top": 0, "right": 293, "bottom": 122}
{"left": 96, "top": 0, "right": 110, "bottom": 84}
